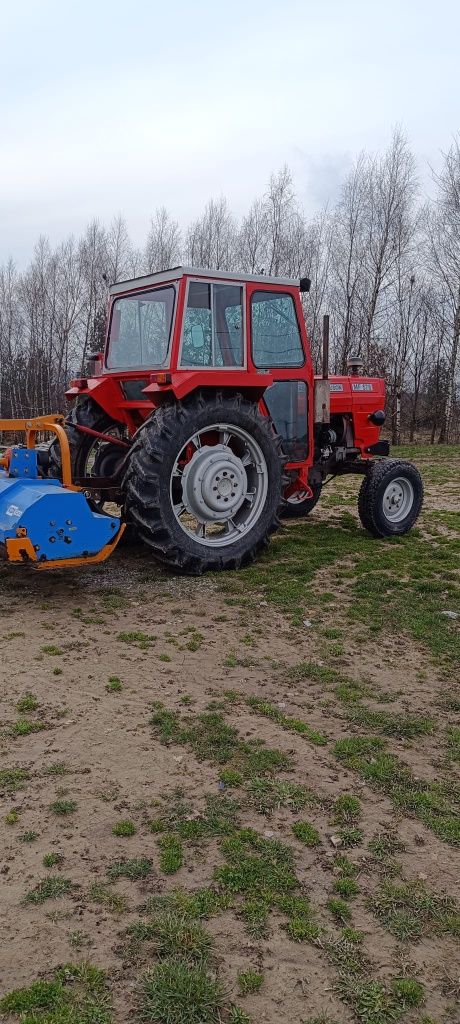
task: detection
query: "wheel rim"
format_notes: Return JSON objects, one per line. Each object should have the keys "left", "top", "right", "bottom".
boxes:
{"left": 79, "top": 427, "right": 127, "bottom": 509}
{"left": 170, "top": 423, "right": 268, "bottom": 547}
{"left": 382, "top": 476, "right": 414, "bottom": 523}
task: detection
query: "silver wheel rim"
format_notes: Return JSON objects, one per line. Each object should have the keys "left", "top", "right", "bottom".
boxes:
{"left": 382, "top": 476, "right": 414, "bottom": 523}
{"left": 170, "top": 423, "right": 268, "bottom": 547}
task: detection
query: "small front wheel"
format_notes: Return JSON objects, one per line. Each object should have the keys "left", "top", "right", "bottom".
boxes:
{"left": 358, "top": 460, "right": 423, "bottom": 537}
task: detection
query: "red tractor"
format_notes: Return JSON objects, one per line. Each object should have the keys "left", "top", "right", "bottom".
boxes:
{"left": 48, "top": 266, "right": 423, "bottom": 574}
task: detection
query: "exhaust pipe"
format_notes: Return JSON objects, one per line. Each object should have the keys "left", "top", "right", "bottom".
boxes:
{"left": 314, "top": 314, "right": 331, "bottom": 425}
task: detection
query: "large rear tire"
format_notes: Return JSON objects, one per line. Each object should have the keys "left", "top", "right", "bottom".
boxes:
{"left": 358, "top": 459, "right": 423, "bottom": 537}
{"left": 123, "top": 391, "right": 284, "bottom": 574}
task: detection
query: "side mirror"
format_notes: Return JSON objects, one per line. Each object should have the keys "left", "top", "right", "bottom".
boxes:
{"left": 191, "top": 325, "right": 205, "bottom": 349}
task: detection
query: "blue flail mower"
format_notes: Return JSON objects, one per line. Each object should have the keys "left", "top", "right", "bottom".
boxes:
{"left": 0, "top": 447, "right": 124, "bottom": 569}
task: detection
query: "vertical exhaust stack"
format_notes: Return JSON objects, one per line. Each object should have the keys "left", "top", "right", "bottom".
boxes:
{"left": 314, "top": 314, "right": 331, "bottom": 425}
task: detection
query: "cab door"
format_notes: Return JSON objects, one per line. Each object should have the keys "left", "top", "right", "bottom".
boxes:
{"left": 247, "top": 285, "right": 313, "bottom": 466}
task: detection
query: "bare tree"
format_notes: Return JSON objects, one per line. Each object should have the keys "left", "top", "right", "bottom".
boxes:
{"left": 144, "top": 207, "right": 181, "bottom": 273}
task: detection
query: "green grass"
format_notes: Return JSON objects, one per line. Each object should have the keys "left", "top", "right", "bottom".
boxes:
{"left": 43, "top": 852, "right": 64, "bottom": 868}
{"left": 5, "top": 809, "right": 19, "bottom": 824}
{"left": 247, "top": 778, "right": 313, "bottom": 816}
{"left": 334, "top": 736, "right": 460, "bottom": 845}
{"left": 0, "top": 768, "right": 29, "bottom": 792}
{"left": 41, "top": 644, "right": 63, "bottom": 655}
{"left": 25, "top": 876, "right": 73, "bottom": 904}
{"left": 327, "top": 934, "right": 425, "bottom": 1023}
{"left": 291, "top": 821, "right": 321, "bottom": 846}
{"left": 213, "top": 828, "right": 319, "bottom": 942}
{"left": 158, "top": 833, "right": 184, "bottom": 874}
{"left": 16, "top": 693, "right": 38, "bottom": 713}
{"left": 331, "top": 794, "right": 361, "bottom": 825}
{"left": 369, "top": 879, "right": 459, "bottom": 941}
{"left": 11, "top": 717, "right": 46, "bottom": 736}
{"left": 334, "top": 876, "right": 359, "bottom": 899}
{"left": 0, "top": 963, "right": 111, "bottom": 1022}
{"left": 112, "top": 819, "right": 136, "bottom": 836}
{"left": 106, "top": 676, "right": 123, "bottom": 692}
{"left": 237, "top": 970, "right": 263, "bottom": 995}
{"left": 107, "top": 857, "right": 152, "bottom": 881}
{"left": 144, "top": 911, "right": 213, "bottom": 963}
{"left": 19, "top": 830, "right": 38, "bottom": 843}
{"left": 245, "top": 695, "right": 328, "bottom": 746}
{"left": 49, "top": 798, "right": 77, "bottom": 816}
{"left": 225, "top": 513, "right": 460, "bottom": 666}
{"left": 117, "top": 630, "right": 155, "bottom": 649}
{"left": 140, "top": 959, "right": 224, "bottom": 1024}
{"left": 327, "top": 897, "right": 353, "bottom": 923}
{"left": 445, "top": 725, "right": 460, "bottom": 764}
{"left": 150, "top": 703, "right": 292, "bottom": 778}
{"left": 43, "top": 762, "right": 68, "bottom": 776}
{"left": 89, "top": 883, "right": 128, "bottom": 914}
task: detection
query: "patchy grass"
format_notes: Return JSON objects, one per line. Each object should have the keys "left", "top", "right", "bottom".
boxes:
{"left": 49, "top": 798, "right": 77, "bottom": 816}
{"left": 89, "top": 883, "right": 128, "bottom": 915}
{"left": 0, "top": 964, "right": 111, "bottom": 1022}
{"left": 334, "top": 736, "right": 460, "bottom": 845}
{"left": 237, "top": 970, "right": 263, "bottom": 995}
{"left": 0, "top": 767, "right": 29, "bottom": 792}
{"left": 43, "top": 852, "right": 64, "bottom": 868}
{"left": 107, "top": 857, "right": 152, "bottom": 881}
{"left": 112, "top": 819, "right": 136, "bottom": 837}
{"left": 291, "top": 821, "right": 321, "bottom": 847}
{"left": 106, "top": 676, "right": 123, "bottom": 692}
{"left": 140, "top": 959, "right": 224, "bottom": 1024}
{"left": 16, "top": 693, "right": 38, "bottom": 713}
{"left": 369, "top": 879, "right": 459, "bottom": 941}
{"left": 150, "top": 703, "right": 292, "bottom": 778}
{"left": 247, "top": 778, "right": 314, "bottom": 816}
{"left": 11, "top": 717, "right": 46, "bottom": 737}
{"left": 158, "top": 833, "right": 184, "bottom": 874}
{"left": 245, "top": 695, "right": 328, "bottom": 746}
{"left": 25, "top": 876, "right": 73, "bottom": 904}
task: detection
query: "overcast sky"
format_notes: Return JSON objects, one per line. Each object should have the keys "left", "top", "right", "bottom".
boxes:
{"left": 1, "top": 0, "right": 459, "bottom": 265}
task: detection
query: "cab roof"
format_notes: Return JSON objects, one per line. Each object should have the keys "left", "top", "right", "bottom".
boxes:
{"left": 109, "top": 265, "right": 300, "bottom": 296}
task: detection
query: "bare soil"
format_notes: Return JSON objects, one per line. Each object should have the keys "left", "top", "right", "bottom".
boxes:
{"left": 0, "top": 448, "right": 459, "bottom": 1024}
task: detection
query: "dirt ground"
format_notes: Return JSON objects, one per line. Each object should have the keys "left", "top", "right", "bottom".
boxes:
{"left": 0, "top": 445, "right": 459, "bottom": 1024}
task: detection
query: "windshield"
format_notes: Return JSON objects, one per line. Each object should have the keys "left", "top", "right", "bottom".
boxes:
{"left": 106, "top": 286, "right": 175, "bottom": 368}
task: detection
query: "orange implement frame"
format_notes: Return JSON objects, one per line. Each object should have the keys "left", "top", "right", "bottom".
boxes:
{"left": 0, "top": 414, "right": 75, "bottom": 489}
{"left": 4, "top": 528, "right": 126, "bottom": 569}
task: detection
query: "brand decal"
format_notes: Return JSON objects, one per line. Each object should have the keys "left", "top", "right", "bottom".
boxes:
{"left": 352, "top": 383, "right": 373, "bottom": 392}
{"left": 5, "top": 505, "right": 22, "bottom": 517}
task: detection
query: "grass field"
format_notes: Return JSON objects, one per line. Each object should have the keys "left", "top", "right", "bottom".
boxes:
{"left": 0, "top": 445, "right": 459, "bottom": 1024}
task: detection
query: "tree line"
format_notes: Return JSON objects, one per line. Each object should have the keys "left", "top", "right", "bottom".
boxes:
{"left": 0, "top": 128, "right": 459, "bottom": 442}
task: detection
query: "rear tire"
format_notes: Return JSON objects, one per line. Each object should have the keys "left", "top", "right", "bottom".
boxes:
{"left": 358, "top": 459, "right": 423, "bottom": 537}
{"left": 123, "top": 391, "right": 284, "bottom": 574}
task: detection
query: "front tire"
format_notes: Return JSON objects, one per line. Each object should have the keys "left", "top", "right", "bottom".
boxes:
{"left": 358, "top": 460, "right": 423, "bottom": 537}
{"left": 123, "top": 391, "right": 284, "bottom": 574}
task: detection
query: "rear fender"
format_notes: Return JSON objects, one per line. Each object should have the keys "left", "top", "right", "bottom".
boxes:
{"left": 142, "top": 370, "right": 274, "bottom": 405}
{"left": 66, "top": 376, "right": 133, "bottom": 428}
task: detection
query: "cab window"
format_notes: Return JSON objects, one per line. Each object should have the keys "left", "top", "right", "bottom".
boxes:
{"left": 107, "top": 286, "right": 175, "bottom": 368}
{"left": 180, "top": 281, "right": 244, "bottom": 367}
{"left": 251, "top": 291, "right": 304, "bottom": 368}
